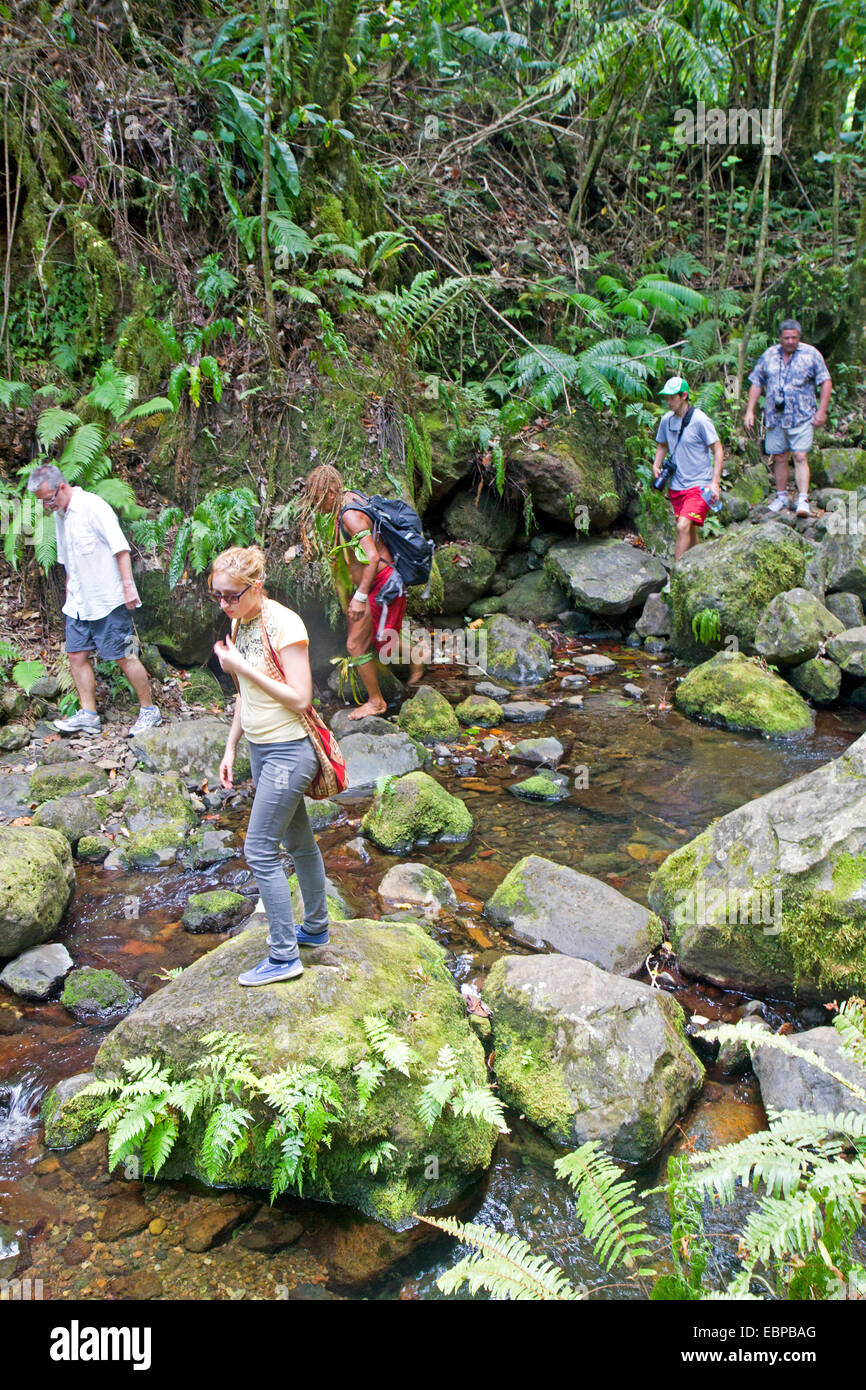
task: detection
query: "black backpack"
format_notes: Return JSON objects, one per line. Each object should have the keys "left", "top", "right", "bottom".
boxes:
{"left": 339, "top": 493, "right": 434, "bottom": 594}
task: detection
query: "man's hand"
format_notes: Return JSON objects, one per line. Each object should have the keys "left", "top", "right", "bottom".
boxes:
{"left": 213, "top": 635, "right": 247, "bottom": 676}
{"left": 744, "top": 408, "right": 755, "bottom": 433}
{"left": 651, "top": 460, "right": 662, "bottom": 480}
{"left": 122, "top": 579, "right": 140, "bottom": 611}
{"left": 348, "top": 595, "right": 368, "bottom": 621}
{"left": 709, "top": 481, "right": 721, "bottom": 504}
{"left": 813, "top": 408, "right": 827, "bottom": 427}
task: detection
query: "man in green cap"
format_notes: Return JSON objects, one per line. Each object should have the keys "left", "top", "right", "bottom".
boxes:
{"left": 653, "top": 376, "right": 724, "bottom": 561}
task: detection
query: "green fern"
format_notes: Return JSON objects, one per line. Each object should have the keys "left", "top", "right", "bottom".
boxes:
{"left": 555, "top": 1142, "right": 656, "bottom": 1278}
{"left": 363, "top": 1015, "right": 418, "bottom": 1076}
{"left": 425, "top": 1216, "right": 584, "bottom": 1301}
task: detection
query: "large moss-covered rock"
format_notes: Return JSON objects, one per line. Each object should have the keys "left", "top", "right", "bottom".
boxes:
{"left": 813, "top": 448, "right": 866, "bottom": 491}
{"left": 669, "top": 523, "right": 807, "bottom": 661}
{"left": 648, "top": 727, "right": 866, "bottom": 999}
{"left": 483, "top": 955, "right": 702, "bottom": 1159}
{"left": 825, "top": 592, "right": 865, "bottom": 629}
{"left": 435, "top": 542, "right": 497, "bottom": 612}
{"left": 117, "top": 768, "right": 199, "bottom": 868}
{"left": 182, "top": 666, "right": 226, "bottom": 709}
{"left": 0, "top": 825, "right": 75, "bottom": 958}
{"left": 826, "top": 627, "right": 866, "bottom": 678}
{"left": 405, "top": 556, "right": 445, "bottom": 620}
{"left": 61, "top": 967, "right": 136, "bottom": 1022}
{"left": 182, "top": 890, "right": 254, "bottom": 934}
{"left": 443, "top": 490, "right": 519, "bottom": 553}
{"left": 42, "top": 1072, "right": 101, "bottom": 1149}
{"left": 507, "top": 418, "right": 624, "bottom": 531}
{"left": 397, "top": 685, "right": 459, "bottom": 742}
{"left": 361, "top": 771, "right": 473, "bottom": 854}
{"left": 132, "top": 717, "right": 250, "bottom": 786}
{"left": 471, "top": 570, "right": 568, "bottom": 623}
{"left": 545, "top": 539, "right": 666, "bottom": 616}
{"left": 135, "top": 569, "right": 225, "bottom": 665}
{"left": 787, "top": 657, "right": 842, "bottom": 704}
{"left": 340, "top": 730, "right": 423, "bottom": 790}
{"left": 29, "top": 761, "right": 108, "bottom": 803}
{"left": 93, "top": 919, "right": 497, "bottom": 1228}
{"left": 818, "top": 530, "right": 866, "bottom": 601}
{"left": 454, "top": 694, "right": 503, "bottom": 727}
{"left": 32, "top": 795, "right": 101, "bottom": 850}
{"left": 674, "top": 651, "right": 814, "bottom": 737}
{"left": 753, "top": 588, "right": 844, "bottom": 665}
{"left": 483, "top": 855, "right": 662, "bottom": 976}
{"left": 481, "top": 614, "right": 552, "bottom": 686}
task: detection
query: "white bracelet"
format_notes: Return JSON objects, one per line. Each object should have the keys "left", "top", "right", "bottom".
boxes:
{"left": 353, "top": 589, "right": 369, "bottom": 603}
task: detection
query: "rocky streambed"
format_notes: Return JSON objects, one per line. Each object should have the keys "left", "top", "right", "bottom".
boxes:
{"left": 2, "top": 621, "right": 866, "bottom": 1300}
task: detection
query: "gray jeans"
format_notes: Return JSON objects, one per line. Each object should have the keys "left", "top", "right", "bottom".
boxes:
{"left": 245, "top": 738, "right": 328, "bottom": 962}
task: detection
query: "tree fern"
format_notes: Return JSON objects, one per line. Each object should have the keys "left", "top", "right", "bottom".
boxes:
{"left": 425, "top": 1216, "right": 584, "bottom": 1301}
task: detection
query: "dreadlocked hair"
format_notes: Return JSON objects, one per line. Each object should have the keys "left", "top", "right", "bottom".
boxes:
{"left": 300, "top": 464, "right": 344, "bottom": 560}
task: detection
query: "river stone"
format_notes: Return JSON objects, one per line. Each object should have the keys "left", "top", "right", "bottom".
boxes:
{"left": 507, "top": 737, "right": 564, "bottom": 767}
{"left": 509, "top": 773, "right": 570, "bottom": 803}
{"left": 480, "top": 615, "right": 552, "bottom": 686}
{"left": 397, "top": 685, "right": 460, "bottom": 742}
{"left": 329, "top": 711, "right": 394, "bottom": 739}
{"left": 0, "top": 725, "right": 30, "bottom": 753}
{"left": 182, "top": 890, "right": 254, "bottom": 934}
{"left": 507, "top": 418, "right": 623, "bottom": 530}
{"left": 484, "top": 855, "right": 662, "bottom": 976}
{"left": 42, "top": 1072, "right": 101, "bottom": 1149}
{"left": 443, "top": 490, "right": 519, "bottom": 553}
{"left": 455, "top": 695, "right": 503, "bottom": 727}
{"left": 0, "top": 942, "right": 73, "bottom": 999}
{"left": 377, "top": 863, "right": 458, "bottom": 916}
{"left": 304, "top": 798, "right": 342, "bottom": 831}
{"left": 61, "top": 967, "right": 136, "bottom": 1022}
{"left": 825, "top": 627, "right": 866, "bottom": 678}
{"left": 648, "top": 726, "right": 866, "bottom": 999}
{"left": 474, "top": 681, "right": 510, "bottom": 701}
{"left": 286, "top": 872, "right": 353, "bottom": 924}
{"left": 361, "top": 771, "right": 472, "bottom": 854}
{"left": 182, "top": 666, "right": 226, "bottom": 709}
{"left": 813, "top": 447, "right": 866, "bottom": 490}
{"left": 32, "top": 794, "right": 101, "bottom": 850}
{"left": 93, "top": 918, "right": 497, "bottom": 1229}
{"left": 0, "top": 825, "right": 75, "bottom": 957}
{"left": 132, "top": 717, "right": 250, "bottom": 786}
{"left": 674, "top": 651, "right": 814, "bottom": 737}
{"left": 435, "top": 542, "right": 497, "bottom": 612}
{"left": 186, "top": 828, "right": 239, "bottom": 868}
{"left": 822, "top": 529, "right": 866, "bottom": 600}
{"left": 29, "top": 761, "right": 108, "bottom": 803}
{"left": 787, "top": 657, "right": 842, "bottom": 704}
{"left": 340, "top": 730, "right": 423, "bottom": 790}
{"left": 825, "top": 592, "right": 865, "bottom": 629}
{"left": 753, "top": 588, "right": 844, "bottom": 665}
{"left": 488, "top": 570, "right": 569, "bottom": 623}
{"left": 752, "top": 1027, "right": 866, "bottom": 1116}
{"left": 482, "top": 955, "right": 702, "bottom": 1160}
{"left": 501, "top": 701, "right": 549, "bottom": 724}
{"left": 77, "top": 835, "right": 113, "bottom": 863}
{"left": 560, "top": 672, "right": 589, "bottom": 689}
{"left": 118, "top": 768, "right": 199, "bottom": 868}
{"left": 572, "top": 652, "right": 616, "bottom": 674}
{"left": 636, "top": 592, "right": 671, "bottom": 638}
{"left": 669, "top": 522, "right": 807, "bottom": 661}
{"left": 545, "top": 539, "right": 666, "bottom": 616}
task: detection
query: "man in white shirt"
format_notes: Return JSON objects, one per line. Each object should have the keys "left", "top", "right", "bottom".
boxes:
{"left": 28, "top": 464, "right": 162, "bottom": 737}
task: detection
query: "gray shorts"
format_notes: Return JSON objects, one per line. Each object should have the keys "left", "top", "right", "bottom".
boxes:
{"left": 65, "top": 604, "right": 138, "bottom": 661}
{"left": 764, "top": 420, "right": 814, "bottom": 455}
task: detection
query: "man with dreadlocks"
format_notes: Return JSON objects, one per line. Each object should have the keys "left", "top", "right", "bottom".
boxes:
{"left": 304, "top": 464, "right": 424, "bottom": 719}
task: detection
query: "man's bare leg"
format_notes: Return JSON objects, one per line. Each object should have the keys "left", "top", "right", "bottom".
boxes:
{"left": 674, "top": 516, "right": 699, "bottom": 562}
{"left": 773, "top": 451, "right": 791, "bottom": 497}
{"left": 116, "top": 655, "right": 153, "bottom": 707}
{"left": 792, "top": 450, "right": 810, "bottom": 499}
{"left": 68, "top": 650, "right": 98, "bottom": 711}
{"left": 406, "top": 661, "right": 425, "bottom": 687}
{"left": 346, "top": 609, "right": 386, "bottom": 718}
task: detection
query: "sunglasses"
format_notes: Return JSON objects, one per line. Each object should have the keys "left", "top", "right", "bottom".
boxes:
{"left": 208, "top": 582, "right": 253, "bottom": 605}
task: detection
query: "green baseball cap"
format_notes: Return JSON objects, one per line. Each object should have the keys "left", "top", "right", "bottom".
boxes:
{"left": 659, "top": 375, "right": 690, "bottom": 396}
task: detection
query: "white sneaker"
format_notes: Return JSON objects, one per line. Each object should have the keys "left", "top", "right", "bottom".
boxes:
{"left": 767, "top": 493, "right": 789, "bottom": 514}
{"left": 128, "top": 707, "right": 163, "bottom": 737}
{"left": 796, "top": 494, "right": 811, "bottom": 518}
{"left": 53, "top": 709, "right": 101, "bottom": 736}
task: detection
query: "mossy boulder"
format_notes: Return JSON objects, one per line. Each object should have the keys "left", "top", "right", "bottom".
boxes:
{"left": 182, "top": 890, "right": 254, "bottom": 934}
{"left": 61, "top": 967, "right": 136, "bottom": 1022}
{"left": 669, "top": 522, "right": 808, "bottom": 661}
{"left": 132, "top": 717, "right": 250, "bottom": 787}
{"left": 0, "top": 688, "right": 27, "bottom": 722}
{"left": 361, "top": 771, "right": 473, "bottom": 854}
{"left": 117, "top": 768, "right": 199, "bottom": 868}
{"left": 0, "top": 825, "right": 75, "bottom": 958}
{"left": 825, "top": 592, "right": 864, "bottom": 629}
{"left": 92, "top": 919, "right": 497, "bottom": 1228}
{"left": 304, "top": 798, "right": 342, "bottom": 831}
{"left": 0, "top": 725, "right": 30, "bottom": 753}
{"left": 435, "top": 543, "right": 497, "bottom": 613}
{"left": 545, "top": 538, "right": 666, "bottom": 616}
{"left": 813, "top": 448, "right": 866, "bottom": 491}
{"left": 397, "top": 684, "right": 460, "bottom": 742}
{"left": 753, "top": 587, "right": 844, "bottom": 665}
{"left": 674, "top": 651, "right": 814, "bottom": 737}
{"left": 135, "top": 568, "right": 225, "bottom": 666}
{"left": 340, "top": 729, "right": 424, "bottom": 790}
{"left": 484, "top": 854, "right": 662, "bottom": 976}
{"left": 507, "top": 417, "right": 624, "bottom": 531}
{"left": 182, "top": 666, "right": 226, "bottom": 710}
{"left": 483, "top": 955, "right": 702, "bottom": 1160}
{"left": 443, "top": 490, "right": 519, "bottom": 554}
{"left": 648, "top": 727, "right": 866, "bottom": 999}
{"left": 29, "top": 761, "right": 108, "bottom": 803}
{"left": 455, "top": 694, "right": 503, "bottom": 728}
{"left": 823, "top": 529, "right": 866, "bottom": 601}
{"left": 32, "top": 795, "right": 101, "bottom": 850}
{"left": 405, "top": 557, "right": 444, "bottom": 620}
{"left": 287, "top": 873, "right": 354, "bottom": 923}
{"left": 77, "top": 834, "right": 114, "bottom": 863}
{"left": 377, "top": 863, "right": 458, "bottom": 916}
{"left": 42, "top": 1073, "right": 101, "bottom": 1150}
{"left": 787, "top": 657, "right": 842, "bottom": 704}
{"left": 489, "top": 569, "right": 569, "bottom": 623}
{"left": 481, "top": 614, "right": 553, "bottom": 686}
{"left": 509, "top": 773, "right": 570, "bottom": 802}
{"left": 826, "top": 627, "right": 866, "bottom": 679}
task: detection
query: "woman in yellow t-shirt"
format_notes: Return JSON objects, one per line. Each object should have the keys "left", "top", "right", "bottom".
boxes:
{"left": 211, "top": 546, "right": 329, "bottom": 986}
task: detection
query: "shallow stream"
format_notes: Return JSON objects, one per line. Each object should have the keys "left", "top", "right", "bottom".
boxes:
{"left": 2, "top": 633, "right": 864, "bottom": 1299}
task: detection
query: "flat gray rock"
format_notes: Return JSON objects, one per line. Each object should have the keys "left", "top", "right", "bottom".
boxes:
{"left": 501, "top": 702, "right": 549, "bottom": 723}
{"left": 753, "top": 1027, "right": 866, "bottom": 1116}
{"left": 507, "top": 738, "right": 564, "bottom": 767}
{"left": 339, "top": 730, "right": 423, "bottom": 790}
{"left": 546, "top": 538, "right": 666, "bottom": 616}
{"left": 0, "top": 942, "right": 73, "bottom": 999}
{"left": 329, "top": 711, "right": 395, "bottom": 739}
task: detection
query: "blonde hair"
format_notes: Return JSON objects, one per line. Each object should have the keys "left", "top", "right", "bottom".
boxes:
{"left": 211, "top": 545, "right": 265, "bottom": 586}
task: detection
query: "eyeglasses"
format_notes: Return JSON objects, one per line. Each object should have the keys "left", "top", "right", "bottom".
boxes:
{"left": 208, "top": 582, "right": 252, "bottom": 605}
{"left": 40, "top": 486, "right": 62, "bottom": 508}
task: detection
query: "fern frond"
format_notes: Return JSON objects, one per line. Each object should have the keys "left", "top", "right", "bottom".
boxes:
{"left": 363, "top": 1016, "right": 418, "bottom": 1075}
{"left": 425, "top": 1215, "right": 583, "bottom": 1301}
{"left": 555, "top": 1142, "right": 655, "bottom": 1275}
{"left": 36, "top": 408, "right": 80, "bottom": 449}
{"left": 87, "top": 363, "right": 137, "bottom": 421}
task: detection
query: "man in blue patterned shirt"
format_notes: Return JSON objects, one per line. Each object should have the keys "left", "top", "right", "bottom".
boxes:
{"left": 744, "top": 319, "right": 831, "bottom": 518}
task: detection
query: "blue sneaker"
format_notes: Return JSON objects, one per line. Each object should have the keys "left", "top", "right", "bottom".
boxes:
{"left": 237, "top": 956, "right": 303, "bottom": 987}
{"left": 296, "top": 925, "right": 330, "bottom": 947}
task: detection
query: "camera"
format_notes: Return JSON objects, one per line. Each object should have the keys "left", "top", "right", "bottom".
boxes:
{"left": 652, "top": 455, "right": 677, "bottom": 491}
{"left": 773, "top": 392, "right": 786, "bottom": 412}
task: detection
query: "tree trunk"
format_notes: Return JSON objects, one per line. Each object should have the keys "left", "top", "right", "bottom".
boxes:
{"left": 258, "top": 0, "right": 280, "bottom": 373}
{"left": 787, "top": 7, "right": 835, "bottom": 161}
{"left": 842, "top": 194, "right": 866, "bottom": 365}
{"left": 309, "top": 0, "right": 359, "bottom": 122}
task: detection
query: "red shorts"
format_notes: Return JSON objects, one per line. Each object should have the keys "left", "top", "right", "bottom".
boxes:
{"left": 369, "top": 565, "right": 407, "bottom": 653}
{"left": 669, "top": 487, "right": 710, "bottom": 527}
